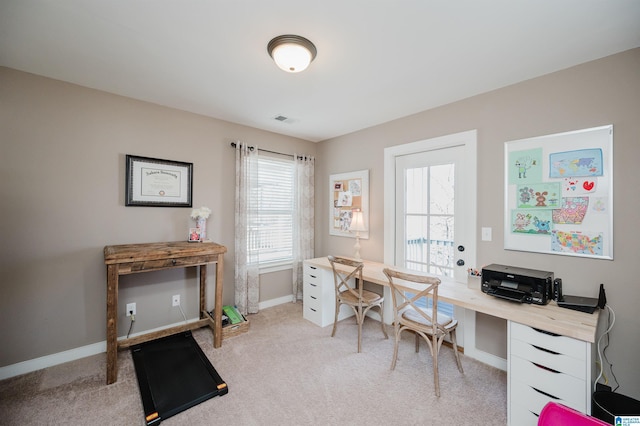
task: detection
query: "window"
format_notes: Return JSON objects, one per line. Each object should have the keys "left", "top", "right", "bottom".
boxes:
{"left": 248, "top": 156, "right": 294, "bottom": 265}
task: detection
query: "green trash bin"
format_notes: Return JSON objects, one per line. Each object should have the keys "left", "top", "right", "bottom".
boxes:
{"left": 592, "top": 391, "right": 640, "bottom": 424}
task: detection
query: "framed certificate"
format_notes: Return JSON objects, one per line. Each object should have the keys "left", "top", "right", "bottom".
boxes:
{"left": 125, "top": 155, "right": 193, "bottom": 207}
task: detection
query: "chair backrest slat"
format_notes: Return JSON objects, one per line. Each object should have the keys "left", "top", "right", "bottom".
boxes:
{"left": 383, "top": 268, "right": 442, "bottom": 330}
{"left": 328, "top": 255, "right": 364, "bottom": 299}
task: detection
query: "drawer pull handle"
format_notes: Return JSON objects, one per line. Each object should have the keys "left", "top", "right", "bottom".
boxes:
{"left": 533, "top": 327, "right": 560, "bottom": 337}
{"left": 532, "top": 362, "right": 560, "bottom": 374}
{"left": 311, "top": 296, "right": 317, "bottom": 300}
{"left": 531, "top": 386, "right": 560, "bottom": 400}
{"left": 532, "top": 344, "right": 559, "bottom": 355}
{"left": 310, "top": 275, "right": 316, "bottom": 279}
{"left": 310, "top": 266, "right": 317, "bottom": 270}
{"left": 310, "top": 308, "right": 317, "bottom": 312}
{"left": 310, "top": 283, "right": 317, "bottom": 287}
{"left": 172, "top": 259, "right": 177, "bottom": 265}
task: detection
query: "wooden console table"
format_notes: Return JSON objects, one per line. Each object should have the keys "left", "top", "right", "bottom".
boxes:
{"left": 104, "top": 241, "right": 227, "bottom": 384}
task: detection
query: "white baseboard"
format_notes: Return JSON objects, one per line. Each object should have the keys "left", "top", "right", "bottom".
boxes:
{"left": 0, "top": 341, "right": 107, "bottom": 381}
{"left": 259, "top": 294, "right": 297, "bottom": 310}
{"left": 464, "top": 346, "right": 507, "bottom": 371}
{"left": 0, "top": 295, "right": 294, "bottom": 381}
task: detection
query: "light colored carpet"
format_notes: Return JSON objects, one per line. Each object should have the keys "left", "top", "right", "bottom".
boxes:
{"left": 0, "top": 302, "right": 507, "bottom": 425}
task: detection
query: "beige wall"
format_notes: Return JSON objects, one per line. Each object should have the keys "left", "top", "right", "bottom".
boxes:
{"left": 316, "top": 48, "right": 640, "bottom": 398}
{"left": 2, "top": 48, "right": 639, "bottom": 399}
{"left": 0, "top": 66, "right": 316, "bottom": 367}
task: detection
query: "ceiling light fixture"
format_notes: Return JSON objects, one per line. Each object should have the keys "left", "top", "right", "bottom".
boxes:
{"left": 267, "top": 35, "right": 317, "bottom": 73}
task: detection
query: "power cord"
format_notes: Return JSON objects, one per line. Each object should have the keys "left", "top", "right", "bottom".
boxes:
{"left": 594, "top": 303, "right": 617, "bottom": 391}
{"left": 601, "top": 304, "right": 619, "bottom": 391}
{"left": 126, "top": 311, "right": 135, "bottom": 339}
{"left": 178, "top": 303, "right": 188, "bottom": 323}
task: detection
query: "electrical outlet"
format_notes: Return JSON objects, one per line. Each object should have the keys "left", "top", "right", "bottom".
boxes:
{"left": 172, "top": 294, "right": 180, "bottom": 307}
{"left": 126, "top": 302, "right": 136, "bottom": 316}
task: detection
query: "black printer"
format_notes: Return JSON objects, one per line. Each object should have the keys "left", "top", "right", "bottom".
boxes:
{"left": 481, "top": 264, "right": 553, "bottom": 305}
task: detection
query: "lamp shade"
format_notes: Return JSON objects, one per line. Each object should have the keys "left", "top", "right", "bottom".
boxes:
{"left": 349, "top": 211, "right": 367, "bottom": 232}
{"left": 268, "top": 35, "right": 317, "bottom": 73}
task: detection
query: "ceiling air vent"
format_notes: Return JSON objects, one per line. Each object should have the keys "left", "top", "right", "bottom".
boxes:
{"left": 274, "top": 115, "right": 288, "bottom": 122}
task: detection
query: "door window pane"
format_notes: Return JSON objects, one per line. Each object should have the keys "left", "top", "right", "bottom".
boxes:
{"left": 404, "top": 162, "right": 456, "bottom": 316}
{"left": 429, "top": 164, "right": 455, "bottom": 215}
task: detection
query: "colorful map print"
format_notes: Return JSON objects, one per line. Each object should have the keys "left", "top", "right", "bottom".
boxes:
{"left": 551, "top": 230, "right": 603, "bottom": 256}
{"left": 549, "top": 148, "right": 603, "bottom": 178}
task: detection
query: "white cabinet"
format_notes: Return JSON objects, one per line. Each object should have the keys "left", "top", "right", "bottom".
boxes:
{"left": 303, "top": 261, "right": 354, "bottom": 327}
{"left": 508, "top": 321, "right": 594, "bottom": 426}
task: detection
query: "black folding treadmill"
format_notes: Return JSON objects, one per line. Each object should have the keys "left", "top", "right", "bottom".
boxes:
{"left": 131, "top": 331, "right": 228, "bottom": 425}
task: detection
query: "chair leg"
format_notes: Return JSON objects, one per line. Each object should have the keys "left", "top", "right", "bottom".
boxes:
{"left": 414, "top": 332, "right": 420, "bottom": 353}
{"left": 390, "top": 326, "right": 401, "bottom": 370}
{"left": 432, "top": 334, "right": 440, "bottom": 397}
{"left": 450, "top": 329, "right": 464, "bottom": 373}
{"left": 357, "top": 309, "right": 363, "bottom": 353}
{"left": 331, "top": 298, "right": 340, "bottom": 337}
{"left": 378, "top": 305, "right": 388, "bottom": 339}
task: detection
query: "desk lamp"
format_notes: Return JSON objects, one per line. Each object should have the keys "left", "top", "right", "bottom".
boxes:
{"left": 349, "top": 210, "right": 367, "bottom": 261}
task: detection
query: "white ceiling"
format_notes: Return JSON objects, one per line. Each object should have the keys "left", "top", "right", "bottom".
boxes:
{"left": 1, "top": 1, "right": 639, "bottom": 142}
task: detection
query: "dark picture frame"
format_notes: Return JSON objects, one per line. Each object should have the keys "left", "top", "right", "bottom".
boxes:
{"left": 125, "top": 155, "right": 193, "bottom": 207}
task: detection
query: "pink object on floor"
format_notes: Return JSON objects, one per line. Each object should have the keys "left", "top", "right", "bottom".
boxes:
{"left": 538, "top": 402, "right": 610, "bottom": 426}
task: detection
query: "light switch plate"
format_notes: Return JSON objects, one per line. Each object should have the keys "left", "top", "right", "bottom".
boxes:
{"left": 481, "top": 227, "right": 492, "bottom": 241}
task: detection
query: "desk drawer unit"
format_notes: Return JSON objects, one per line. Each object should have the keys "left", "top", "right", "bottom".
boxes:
{"left": 303, "top": 263, "right": 326, "bottom": 326}
{"left": 507, "top": 321, "right": 594, "bottom": 426}
{"left": 303, "top": 262, "right": 354, "bottom": 327}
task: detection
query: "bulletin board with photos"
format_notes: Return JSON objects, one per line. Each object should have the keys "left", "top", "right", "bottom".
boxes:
{"left": 329, "top": 169, "right": 369, "bottom": 239}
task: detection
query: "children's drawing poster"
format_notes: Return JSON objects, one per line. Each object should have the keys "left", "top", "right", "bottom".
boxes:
{"left": 504, "top": 125, "right": 613, "bottom": 259}
{"left": 510, "top": 209, "right": 553, "bottom": 234}
{"left": 561, "top": 177, "right": 598, "bottom": 195}
{"left": 329, "top": 169, "right": 369, "bottom": 239}
{"left": 552, "top": 197, "right": 589, "bottom": 224}
{"left": 516, "top": 183, "right": 561, "bottom": 208}
{"left": 508, "top": 148, "right": 543, "bottom": 184}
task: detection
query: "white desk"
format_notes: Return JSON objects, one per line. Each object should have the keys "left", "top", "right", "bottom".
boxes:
{"left": 303, "top": 257, "right": 601, "bottom": 425}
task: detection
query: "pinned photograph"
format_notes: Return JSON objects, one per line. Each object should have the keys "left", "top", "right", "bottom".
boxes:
{"left": 336, "top": 191, "right": 353, "bottom": 207}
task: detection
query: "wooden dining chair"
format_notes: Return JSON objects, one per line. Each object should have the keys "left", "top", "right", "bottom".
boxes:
{"left": 383, "top": 267, "right": 463, "bottom": 396}
{"left": 328, "top": 255, "right": 388, "bottom": 352}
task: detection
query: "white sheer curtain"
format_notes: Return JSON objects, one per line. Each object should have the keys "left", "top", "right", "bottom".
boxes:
{"left": 292, "top": 155, "right": 315, "bottom": 302}
{"left": 234, "top": 143, "right": 260, "bottom": 315}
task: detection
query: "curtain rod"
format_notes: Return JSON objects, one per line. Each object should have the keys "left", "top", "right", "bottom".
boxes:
{"left": 229, "top": 142, "right": 310, "bottom": 160}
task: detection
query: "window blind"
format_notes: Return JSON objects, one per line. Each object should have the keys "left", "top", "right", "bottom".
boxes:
{"left": 248, "top": 156, "right": 294, "bottom": 264}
